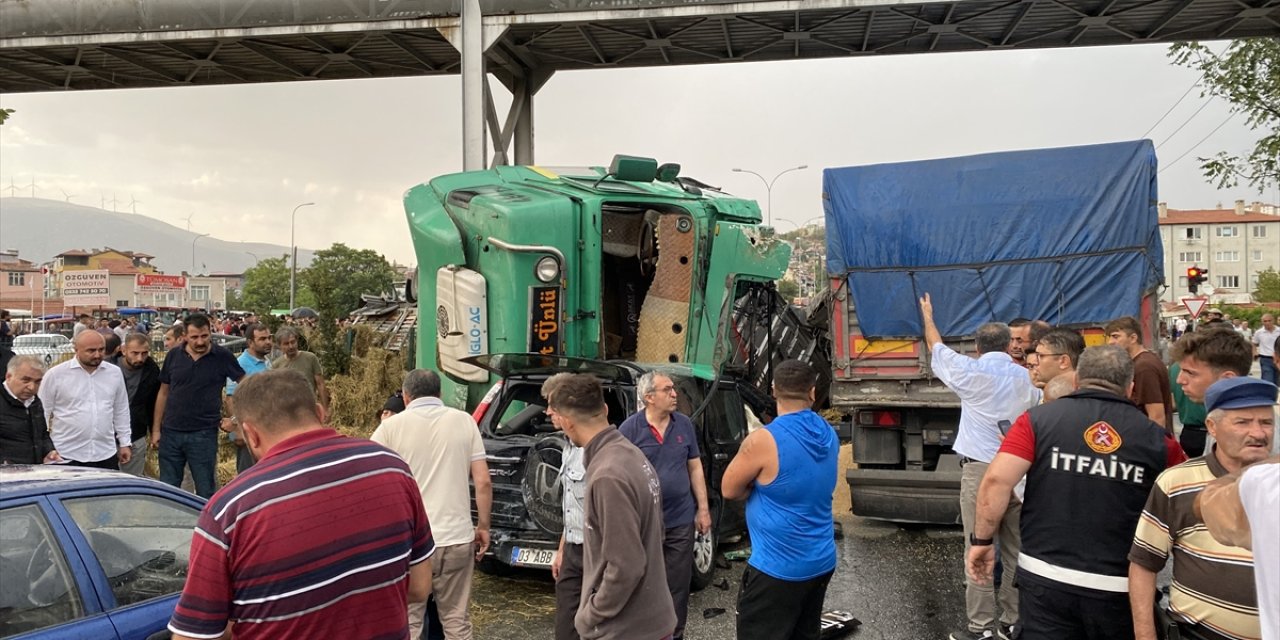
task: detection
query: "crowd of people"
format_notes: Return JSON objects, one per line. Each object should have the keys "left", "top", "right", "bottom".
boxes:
{"left": 2, "top": 296, "right": 1278, "bottom": 640}
{"left": 0, "top": 312, "right": 331, "bottom": 493}
{"left": 921, "top": 295, "right": 1279, "bottom": 640}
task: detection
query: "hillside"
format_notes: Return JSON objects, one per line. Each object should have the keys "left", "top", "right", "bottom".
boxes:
{"left": 0, "top": 197, "right": 314, "bottom": 274}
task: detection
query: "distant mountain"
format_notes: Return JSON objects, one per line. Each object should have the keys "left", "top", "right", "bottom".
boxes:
{"left": 0, "top": 197, "right": 313, "bottom": 274}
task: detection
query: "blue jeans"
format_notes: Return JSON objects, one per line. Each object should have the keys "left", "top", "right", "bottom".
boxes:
{"left": 1261, "top": 356, "right": 1278, "bottom": 386}
{"left": 159, "top": 429, "right": 219, "bottom": 498}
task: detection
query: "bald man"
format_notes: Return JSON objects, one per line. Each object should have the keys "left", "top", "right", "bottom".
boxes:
{"left": 37, "top": 331, "right": 132, "bottom": 469}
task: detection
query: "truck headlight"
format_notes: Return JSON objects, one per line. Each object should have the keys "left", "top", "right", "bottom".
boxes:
{"left": 535, "top": 256, "right": 560, "bottom": 283}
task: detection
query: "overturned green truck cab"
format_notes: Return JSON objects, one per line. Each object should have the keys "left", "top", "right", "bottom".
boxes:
{"left": 404, "top": 155, "right": 793, "bottom": 409}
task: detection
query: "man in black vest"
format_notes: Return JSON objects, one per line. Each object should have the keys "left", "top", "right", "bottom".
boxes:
{"left": 966, "top": 345, "right": 1186, "bottom": 640}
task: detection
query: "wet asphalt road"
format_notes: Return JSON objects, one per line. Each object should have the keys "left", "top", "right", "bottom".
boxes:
{"left": 470, "top": 515, "right": 969, "bottom": 640}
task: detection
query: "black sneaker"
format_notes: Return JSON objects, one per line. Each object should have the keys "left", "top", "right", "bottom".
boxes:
{"left": 997, "top": 624, "right": 1019, "bottom": 640}
{"left": 949, "top": 630, "right": 995, "bottom": 640}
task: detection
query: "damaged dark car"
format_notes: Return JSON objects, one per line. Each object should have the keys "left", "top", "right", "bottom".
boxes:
{"left": 463, "top": 353, "right": 773, "bottom": 590}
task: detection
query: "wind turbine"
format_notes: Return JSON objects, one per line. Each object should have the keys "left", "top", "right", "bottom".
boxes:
{"left": 183, "top": 213, "right": 195, "bottom": 232}
{"left": 28, "top": 177, "right": 36, "bottom": 198}
{"left": 2, "top": 178, "right": 17, "bottom": 197}
{"left": 109, "top": 193, "right": 118, "bottom": 212}
{"left": 128, "top": 195, "right": 140, "bottom": 214}
{"left": 60, "top": 189, "right": 76, "bottom": 203}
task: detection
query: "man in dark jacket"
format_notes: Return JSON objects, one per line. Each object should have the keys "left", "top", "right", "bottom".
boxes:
{"left": 1, "top": 355, "right": 61, "bottom": 465}
{"left": 111, "top": 333, "right": 161, "bottom": 476}
{"left": 541, "top": 372, "right": 676, "bottom": 640}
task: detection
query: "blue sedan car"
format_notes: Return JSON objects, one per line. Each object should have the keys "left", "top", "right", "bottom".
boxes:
{"left": 0, "top": 465, "right": 204, "bottom": 640}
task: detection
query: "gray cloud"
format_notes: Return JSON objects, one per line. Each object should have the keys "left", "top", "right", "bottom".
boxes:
{"left": 0, "top": 41, "right": 1270, "bottom": 264}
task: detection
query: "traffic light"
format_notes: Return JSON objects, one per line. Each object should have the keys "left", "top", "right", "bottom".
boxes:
{"left": 1187, "top": 266, "right": 1209, "bottom": 293}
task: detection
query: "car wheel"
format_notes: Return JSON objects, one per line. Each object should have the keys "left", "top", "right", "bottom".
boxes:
{"left": 690, "top": 510, "right": 720, "bottom": 591}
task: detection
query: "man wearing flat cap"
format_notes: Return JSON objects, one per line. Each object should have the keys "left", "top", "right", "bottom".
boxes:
{"left": 1128, "top": 377, "right": 1277, "bottom": 640}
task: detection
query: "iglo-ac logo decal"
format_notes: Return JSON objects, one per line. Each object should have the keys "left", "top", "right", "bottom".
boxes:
{"left": 1083, "top": 422, "right": 1122, "bottom": 454}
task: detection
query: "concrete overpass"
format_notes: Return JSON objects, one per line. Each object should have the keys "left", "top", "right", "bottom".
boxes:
{"left": 2, "top": 0, "right": 1277, "bottom": 169}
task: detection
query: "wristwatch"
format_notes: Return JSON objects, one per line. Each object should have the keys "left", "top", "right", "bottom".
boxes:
{"left": 969, "top": 533, "right": 994, "bottom": 546}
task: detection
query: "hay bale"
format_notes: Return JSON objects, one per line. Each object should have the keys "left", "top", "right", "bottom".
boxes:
{"left": 328, "top": 346, "right": 404, "bottom": 439}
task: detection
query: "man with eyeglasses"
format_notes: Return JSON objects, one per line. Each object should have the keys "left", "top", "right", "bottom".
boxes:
{"left": 1028, "top": 329, "right": 1085, "bottom": 391}
{"left": 620, "top": 371, "right": 712, "bottom": 640}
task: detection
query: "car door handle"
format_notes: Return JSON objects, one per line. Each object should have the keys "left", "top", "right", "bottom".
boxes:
{"left": 713, "top": 453, "right": 729, "bottom": 461}
{"left": 146, "top": 631, "right": 172, "bottom": 640}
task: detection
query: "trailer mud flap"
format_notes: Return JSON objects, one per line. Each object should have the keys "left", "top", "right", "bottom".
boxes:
{"left": 846, "top": 468, "right": 962, "bottom": 525}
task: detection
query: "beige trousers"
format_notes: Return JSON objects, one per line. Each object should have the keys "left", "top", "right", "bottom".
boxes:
{"left": 408, "top": 542, "right": 474, "bottom": 640}
{"left": 960, "top": 460, "right": 1021, "bottom": 633}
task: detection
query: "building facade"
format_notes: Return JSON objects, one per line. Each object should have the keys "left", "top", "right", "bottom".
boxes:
{"left": 42, "top": 247, "right": 228, "bottom": 312}
{"left": 1159, "top": 200, "right": 1280, "bottom": 304}
{"left": 0, "top": 249, "right": 47, "bottom": 313}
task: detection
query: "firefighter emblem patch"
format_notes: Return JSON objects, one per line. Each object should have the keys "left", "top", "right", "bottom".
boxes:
{"left": 1083, "top": 422, "right": 1122, "bottom": 454}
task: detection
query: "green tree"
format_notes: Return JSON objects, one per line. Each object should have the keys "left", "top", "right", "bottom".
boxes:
{"left": 301, "top": 244, "right": 396, "bottom": 374}
{"left": 0, "top": 108, "right": 13, "bottom": 126}
{"left": 225, "top": 287, "right": 245, "bottom": 312}
{"left": 1170, "top": 38, "right": 1279, "bottom": 192}
{"left": 777, "top": 278, "right": 800, "bottom": 301}
{"left": 1255, "top": 266, "right": 1280, "bottom": 303}
{"left": 239, "top": 256, "right": 301, "bottom": 316}
{"left": 301, "top": 243, "right": 396, "bottom": 319}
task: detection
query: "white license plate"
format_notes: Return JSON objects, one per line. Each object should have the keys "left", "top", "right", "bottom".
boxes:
{"left": 511, "top": 547, "right": 557, "bottom": 567}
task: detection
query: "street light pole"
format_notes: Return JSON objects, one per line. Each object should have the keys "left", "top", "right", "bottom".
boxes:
{"left": 191, "top": 233, "right": 210, "bottom": 275}
{"left": 731, "top": 165, "right": 808, "bottom": 227}
{"left": 289, "top": 202, "right": 316, "bottom": 312}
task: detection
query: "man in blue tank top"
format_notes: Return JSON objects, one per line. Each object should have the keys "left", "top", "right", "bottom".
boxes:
{"left": 722, "top": 359, "right": 840, "bottom": 640}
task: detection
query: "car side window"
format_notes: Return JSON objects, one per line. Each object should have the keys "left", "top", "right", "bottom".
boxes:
{"left": 709, "top": 387, "right": 747, "bottom": 444}
{"left": 673, "top": 377, "right": 703, "bottom": 417}
{"left": 62, "top": 495, "right": 199, "bottom": 608}
{"left": 0, "top": 504, "right": 85, "bottom": 637}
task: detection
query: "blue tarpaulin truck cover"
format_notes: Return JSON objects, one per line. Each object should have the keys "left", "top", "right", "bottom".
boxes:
{"left": 823, "top": 140, "right": 1163, "bottom": 339}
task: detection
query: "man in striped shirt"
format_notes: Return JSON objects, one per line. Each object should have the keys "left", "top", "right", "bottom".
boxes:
{"left": 1129, "top": 376, "right": 1277, "bottom": 640}
{"left": 169, "top": 369, "right": 434, "bottom": 640}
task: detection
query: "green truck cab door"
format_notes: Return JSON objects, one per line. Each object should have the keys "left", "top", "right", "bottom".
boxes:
{"left": 696, "top": 221, "right": 791, "bottom": 369}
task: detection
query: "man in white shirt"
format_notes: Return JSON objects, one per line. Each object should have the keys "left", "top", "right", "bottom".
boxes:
{"left": 920, "top": 293, "right": 1041, "bottom": 640}
{"left": 38, "top": 331, "right": 131, "bottom": 469}
{"left": 1198, "top": 454, "right": 1279, "bottom": 640}
{"left": 1254, "top": 314, "right": 1279, "bottom": 386}
{"left": 370, "top": 369, "right": 492, "bottom": 640}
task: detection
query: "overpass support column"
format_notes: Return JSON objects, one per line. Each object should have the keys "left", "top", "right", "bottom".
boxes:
{"left": 442, "top": 3, "right": 509, "bottom": 170}
{"left": 493, "top": 66, "right": 553, "bottom": 166}
{"left": 461, "top": 0, "right": 484, "bottom": 170}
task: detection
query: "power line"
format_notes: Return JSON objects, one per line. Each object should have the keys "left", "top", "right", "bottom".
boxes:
{"left": 1154, "top": 96, "right": 1215, "bottom": 150}
{"left": 1141, "top": 75, "right": 1203, "bottom": 140}
{"left": 1157, "top": 113, "right": 1236, "bottom": 174}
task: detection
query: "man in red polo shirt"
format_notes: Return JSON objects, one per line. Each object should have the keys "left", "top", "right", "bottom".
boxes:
{"left": 169, "top": 369, "right": 433, "bottom": 640}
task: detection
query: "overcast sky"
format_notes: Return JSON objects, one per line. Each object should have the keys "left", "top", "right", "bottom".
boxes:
{"left": 0, "top": 40, "right": 1272, "bottom": 265}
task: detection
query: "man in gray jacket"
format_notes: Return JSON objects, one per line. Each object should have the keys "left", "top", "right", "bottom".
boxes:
{"left": 542, "top": 372, "right": 676, "bottom": 640}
